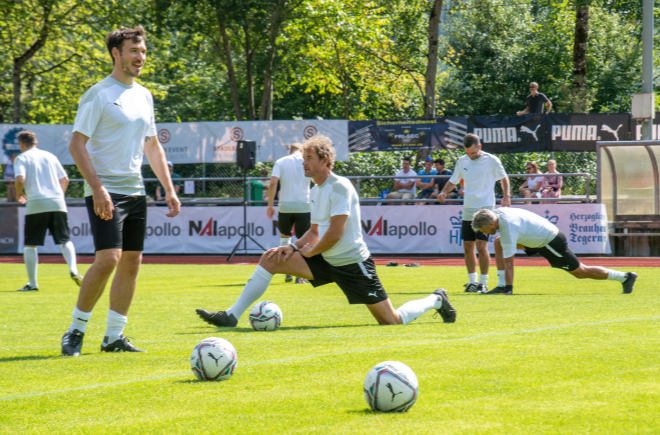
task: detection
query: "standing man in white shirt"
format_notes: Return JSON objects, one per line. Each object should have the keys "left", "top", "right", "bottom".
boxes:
{"left": 13, "top": 130, "right": 83, "bottom": 292}
{"left": 386, "top": 157, "right": 416, "bottom": 203}
{"left": 437, "top": 133, "right": 511, "bottom": 293}
{"left": 196, "top": 135, "right": 456, "bottom": 327}
{"left": 61, "top": 26, "right": 180, "bottom": 356}
{"left": 266, "top": 142, "right": 311, "bottom": 284}
{"left": 471, "top": 207, "right": 637, "bottom": 294}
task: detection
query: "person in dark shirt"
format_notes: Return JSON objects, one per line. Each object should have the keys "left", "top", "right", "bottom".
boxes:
{"left": 431, "top": 158, "right": 457, "bottom": 200}
{"left": 516, "top": 82, "right": 552, "bottom": 115}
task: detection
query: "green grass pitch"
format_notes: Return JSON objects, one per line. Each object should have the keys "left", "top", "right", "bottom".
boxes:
{"left": 1, "top": 262, "right": 658, "bottom": 433}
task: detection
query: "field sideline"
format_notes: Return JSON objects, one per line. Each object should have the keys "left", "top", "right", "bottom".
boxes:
{"left": 1, "top": 262, "right": 658, "bottom": 433}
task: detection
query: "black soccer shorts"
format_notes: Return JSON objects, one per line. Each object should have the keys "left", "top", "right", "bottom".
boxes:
{"left": 462, "top": 220, "right": 489, "bottom": 242}
{"left": 303, "top": 254, "right": 389, "bottom": 305}
{"left": 524, "top": 232, "right": 580, "bottom": 272}
{"left": 24, "top": 211, "right": 71, "bottom": 246}
{"left": 277, "top": 212, "right": 311, "bottom": 238}
{"left": 85, "top": 193, "right": 147, "bottom": 251}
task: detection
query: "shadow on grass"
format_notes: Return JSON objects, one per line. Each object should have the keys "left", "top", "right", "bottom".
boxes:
{"left": 0, "top": 354, "right": 70, "bottom": 363}
{"left": 347, "top": 409, "right": 381, "bottom": 416}
{"left": 176, "top": 323, "right": 373, "bottom": 335}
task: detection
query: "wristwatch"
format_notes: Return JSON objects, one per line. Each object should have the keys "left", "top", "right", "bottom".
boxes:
{"left": 291, "top": 244, "right": 299, "bottom": 252}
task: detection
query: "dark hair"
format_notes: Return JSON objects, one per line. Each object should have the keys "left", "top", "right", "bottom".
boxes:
{"left": 434, "top": 158, "right": 445, "bottom": 165}
{"left": 17, "top": 130, "right": 37, "bottom": 147}
{"left": 106, "top": 26, "right": 147, "bottom": 63}
{"left": 403, "top": 157, "right": 412, "bottom": 163}
{"left": 463, "top": 133, "right": 481, "bottom": 148}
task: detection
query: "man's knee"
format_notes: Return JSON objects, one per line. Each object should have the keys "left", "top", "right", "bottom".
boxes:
{"left": 94, "top": 249, "right": 122, "bottom": 272}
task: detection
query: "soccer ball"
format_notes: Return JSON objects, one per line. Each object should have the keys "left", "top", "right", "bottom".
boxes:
{"left": 190, "top": 337, "right": 237, "bottom": 381}
{"left": 363, "top": 361, "right": 419, "bottom": 412}
{"left": 249, "top": 301, "right": 283, "bottom": 331}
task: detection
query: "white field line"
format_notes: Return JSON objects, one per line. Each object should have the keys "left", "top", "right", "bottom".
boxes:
{"left": 1, "top": 315, "right": 658, "bottom": 402}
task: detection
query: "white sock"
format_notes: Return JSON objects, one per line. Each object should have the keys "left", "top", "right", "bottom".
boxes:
{"left": 479, "top": 274, "right": 489, "bottom": 286}
{"left": 497, "top": 270, "right": 506, "bottom": 286}
{"left": 606, "top": 269, "right": 627, "bottom": 282}
{"left": 60, "top": 241, "right": 79, "bottom": 275}
{"left": 23, "top": 246, "right": 38, "bottom": 288}
{"left": 280, "top": 237, "right": 291, "bottom": 246}
{"left": 227, "top": 265, "right": 273, "bottom": 319}
{"left": 396, "top": 294, "right": 442, "bottom": 325}
{"left": 467, "top": 272, "right": 478, "bottom": 283}
{"left": 104, "top": 309, "right": 128, "bottom": 343}
{"left": 69, "top": 307, "right": 91, "bottom": 333}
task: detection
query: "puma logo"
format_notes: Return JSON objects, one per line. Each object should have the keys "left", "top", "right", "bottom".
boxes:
{"left": 207, "top": 352, "right": 223, "bottom": 366}
{"left": 520, "top": 125, "right": 541, "bottom": 141}
{"left": 386, "top": 382, "right": 403, "bottom": 401}
{"left": 600, "top": 124, "right": 623, "bottom": 141}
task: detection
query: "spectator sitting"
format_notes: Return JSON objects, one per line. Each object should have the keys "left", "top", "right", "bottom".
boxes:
{"left": 518, "top": 160, "right": 545, "bottom": 202}
{"left": 156, "top": 161, "right": 182, "bottom": 201}
{"left": 542, "top": 159, "right": 562, "bottom": 199}
{"left": 385, "top": 157, "right": 416, "bottom": 203}
{"left": 431, "top": 158, "right": 457, "bottom": 201}
{"left": 416, "top": 157, "right": 437, "bottom": 203}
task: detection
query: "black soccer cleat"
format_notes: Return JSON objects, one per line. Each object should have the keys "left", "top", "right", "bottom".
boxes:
{"left": 17, "top": 284, "right": 38, "bottom": 292}
{"left": 433, "top": 288, "right": 456, "bottom": 323}
{"left": 100, "top": 335, "right": 145, "bottom": 353}
{"left": 285, "top": 274, "right": 293, "bottom": 283}
{"left": 196, "top": 309, "right": 238, "bottom": 327}
{"left": 464, "top": 282, "right": 485, "bottom": 293}
{"left": 622, "top": 272, "right": 637, "bottom": 294}
{"left": 484, "top": 286, "right": 513, "bottom": 295}
{"left": 70, "top": 272, "right": 83, "bottom": 287}
{"left": 61, "top": 329, "right": 84, "bottom": 356}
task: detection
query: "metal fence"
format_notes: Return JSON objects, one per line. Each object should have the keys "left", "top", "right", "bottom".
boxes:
{"left": 0, "top": 171, "right": 592, "bottom": 206}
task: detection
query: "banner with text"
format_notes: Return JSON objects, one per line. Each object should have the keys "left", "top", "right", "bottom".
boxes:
{"left": 1, "top": 120, "right": 348, "bottom": 165}
{"left": 21, "top": 204, "right": 610, "bottom": 255}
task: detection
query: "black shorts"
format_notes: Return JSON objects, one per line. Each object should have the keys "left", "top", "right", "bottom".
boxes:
{"left": 524, "top": 232, "right": 580, "bottom": 272}
{"left": 303, "top": 255, "right": 389, "bottom": 305}
{"left": 85, "top": 194, "right": 147, "bottom": 252}
{"left": 24, "top": 211, "right": 70, "bottom": 246}
{"left": 462, "top": 220, "right": 489, "bottom": 242}
{"left": 277, "top": 212, "right": 311, "bottom": 238}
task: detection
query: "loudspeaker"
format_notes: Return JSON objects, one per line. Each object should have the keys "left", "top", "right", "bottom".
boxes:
{"left": 236, "top": 140, "right": 256, "bottom": 170}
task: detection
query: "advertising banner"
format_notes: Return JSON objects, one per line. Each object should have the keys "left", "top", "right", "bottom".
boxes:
{"left": 22, "top": 204, "right": 610, "bottom": 255}
{"left": 1, "top": 120, "right": 349, "bottom": 165}
{"left": 348, "top": 119, "right": 455, "bottom": 152}
{"left": 0, "top": 207, "right": 19, "bottom": 253}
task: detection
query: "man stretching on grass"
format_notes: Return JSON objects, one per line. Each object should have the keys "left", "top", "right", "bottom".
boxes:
{"left": 197, "top": 135, "right": 456, "bottom": 326}
{"left": 471, "top": 207, "right": 637, "bottom": 294}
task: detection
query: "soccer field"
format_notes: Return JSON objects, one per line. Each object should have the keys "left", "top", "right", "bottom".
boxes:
{"left": 1, "top": 263, "right": 658, "bottom": 433}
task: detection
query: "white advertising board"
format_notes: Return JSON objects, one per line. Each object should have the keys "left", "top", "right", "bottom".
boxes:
{"left": 22, "top": 204, "right": 610, "bottom": 255}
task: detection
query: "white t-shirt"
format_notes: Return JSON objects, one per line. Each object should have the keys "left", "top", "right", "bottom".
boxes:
{"left": 271, "top": 151, "right": 311, "bottom": 213}
{"left": 494, "top": 207, "right": 559, "bottom": 259}
{"left": 73, "top": 76, "right": 157, "bottom": 197}
{"left": 310, "top": 172, "right": 370, "bottom": 266}
{"left": 449, "top": 151, "right": 507, "bottom": 220}
{"left": 394, "top": 168, "right": 416, "bottom": 195}
{"left": 527, "top": 175, "right": 545, "bottom": 190}
{"left": 13, "top": 147, "right": 67, "bottom": 215}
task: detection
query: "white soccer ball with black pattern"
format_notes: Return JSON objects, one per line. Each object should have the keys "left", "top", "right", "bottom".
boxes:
{"left": 190, "top": 337, "right": 237, "bottom": 381}
{"left": 363, "top": 361, "right": 419, "bottom": 412}
{"left": 249, "top": 301, "right": 283, "bottom": 331}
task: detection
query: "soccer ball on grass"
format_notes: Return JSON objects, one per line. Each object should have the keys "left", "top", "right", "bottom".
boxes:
{"left": 249, "top": 301, "right": 283, "bottom": 331}
{"left": 363, "top": 361, "right": 419, "bottom": 412}
{"left": 190, "top": 337, "right": 237, "bottom": 381}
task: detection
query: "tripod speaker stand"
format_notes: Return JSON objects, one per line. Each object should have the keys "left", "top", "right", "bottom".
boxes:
{"left": 227, "top": 140, "right": 266, "bottom": 262}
